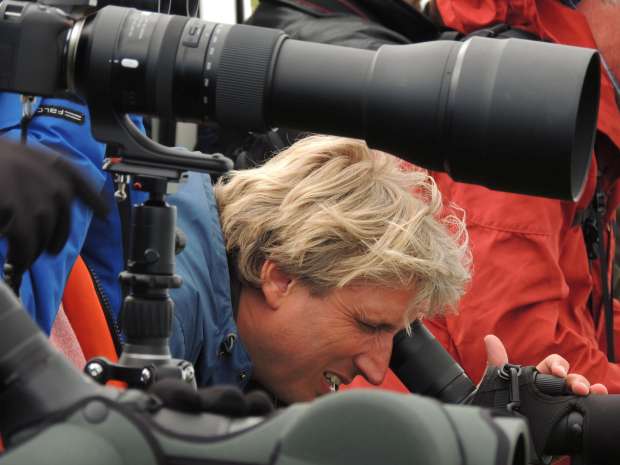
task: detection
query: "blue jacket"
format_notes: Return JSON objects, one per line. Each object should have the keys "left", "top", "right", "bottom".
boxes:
{"left": 0, "top": 92, "right": 251, "bottom": 387}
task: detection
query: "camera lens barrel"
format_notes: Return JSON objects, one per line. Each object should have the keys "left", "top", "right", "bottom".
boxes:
{"left": 70, "top": 6, "right": 599, "bottom": 200}
{"left": 268, "top": 37, "right": 599, "bottom": 200}
{"left": 390, "top": 321, "right": 477, "bottom": 404}
{"left": 74, "top": 7, "right": 286, "bottom": 128}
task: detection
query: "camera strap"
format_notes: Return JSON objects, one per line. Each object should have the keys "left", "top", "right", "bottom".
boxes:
{"left": 19, "top": 95, "right": 36, "bottom": 145}
{"left": 592, "top": 178, "right": 615, "bottom": 362}
{"left": 573, "top": 142, "right": 616, "bottom": 362}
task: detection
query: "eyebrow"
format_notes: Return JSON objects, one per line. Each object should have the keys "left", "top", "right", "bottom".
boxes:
{"left": 358, "top": 315, "right": 398, "bottom": 332}
{"left": 353, "top": 303, "right": 403, "bottom": 331}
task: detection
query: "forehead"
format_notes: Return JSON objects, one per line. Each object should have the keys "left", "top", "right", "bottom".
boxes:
{"left": 332, "top": 285, "right": 417, "bottom": 325}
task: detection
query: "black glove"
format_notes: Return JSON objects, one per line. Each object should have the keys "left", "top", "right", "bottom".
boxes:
{"left": 471, "top": 364, "right": 578, "bottom": 464}
{"left": 149, "top": 379, "right": 274, "bottom": 417}
{"left": 0, "top": 139, "right": 108, "bottom": 276}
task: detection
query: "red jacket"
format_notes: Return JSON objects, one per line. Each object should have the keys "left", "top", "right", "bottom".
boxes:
{"left": 424, "top": 0, "right": 620, "bottom": 390}
{"left": 346, "top": 0, "right": 620, "bottom": 394}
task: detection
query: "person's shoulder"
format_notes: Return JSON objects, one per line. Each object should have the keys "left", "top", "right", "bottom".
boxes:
{"left": 168, "top": 172, "right": 216, "bottom": 213}
{"left": 169, "top": 172, "right": 228, "bottom": 290}
{"left": 299, "top": 16, "right": 411, "bottom": 49}
{"left": 248, "top": 1, "right": 411, "bottom": 49}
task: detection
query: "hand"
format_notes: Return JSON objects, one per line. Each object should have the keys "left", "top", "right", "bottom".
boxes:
{"left": 0, "top": 139, "right": 108, "bottom": 275}
{"left": 484, "top": 334, "right": 608, "bottom": 396}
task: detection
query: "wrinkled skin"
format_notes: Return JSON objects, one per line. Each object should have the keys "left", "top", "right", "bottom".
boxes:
{"left": 237, "top": 261, "right": 607, "bottom": 403}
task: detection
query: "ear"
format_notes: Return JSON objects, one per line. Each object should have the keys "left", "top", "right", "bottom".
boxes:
{"left": 260, "top": 260, "right": 294, "bottom": 310}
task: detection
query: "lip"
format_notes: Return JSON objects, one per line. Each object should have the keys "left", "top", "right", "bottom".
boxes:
{"left": 321, "top": 371, "right": 352, "bottom": 394}
{"left": 319, "top": 375, "right": 333, "bottom": 395}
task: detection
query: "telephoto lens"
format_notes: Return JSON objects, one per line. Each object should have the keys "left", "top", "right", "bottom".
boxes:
{"left": 71, "top": 6, "right": 599, "bottom": 200}
{"left": 94, "top": 0, "right": 199, "bottom": 15}
{"left": 0, "top": 0, "right": 600, "bottom": 199}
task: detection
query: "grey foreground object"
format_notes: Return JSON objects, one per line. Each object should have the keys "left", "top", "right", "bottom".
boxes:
{"left": 0, "top": 278, "right": 530, "bottom": 465}
{"left": 0, "top": 389, "right": 530, "bottom": 465}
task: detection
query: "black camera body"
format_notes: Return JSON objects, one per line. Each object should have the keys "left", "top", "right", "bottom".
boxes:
{"left": 0, "top": 1, "right": 72, "bottom": 96}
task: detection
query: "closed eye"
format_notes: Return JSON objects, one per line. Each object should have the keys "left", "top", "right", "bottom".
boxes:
{"left": 357, "top": 319, "right": 381, "bottom": 334}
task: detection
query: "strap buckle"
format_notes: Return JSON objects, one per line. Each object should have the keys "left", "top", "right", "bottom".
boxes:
{"left": 498, "top": 363, "right": 522, "bottom": 412}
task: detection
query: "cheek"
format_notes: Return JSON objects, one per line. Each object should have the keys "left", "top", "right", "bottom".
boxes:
{"left": 369, "top": 332, "right": 394, "bottom": 352}
{"left": 329, "top": 330, "right": 379, "bottom": 356}
{"left": 298, "top": 324, "right": 367, "bottom": 361}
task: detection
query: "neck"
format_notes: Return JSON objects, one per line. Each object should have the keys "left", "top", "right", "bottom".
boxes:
{"left": 236, "top": 286, "right": 264, "bottom": 365}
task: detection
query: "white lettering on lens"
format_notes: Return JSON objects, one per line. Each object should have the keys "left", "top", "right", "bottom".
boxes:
{"left": 121, "top": 58, "right": 139, "bottom": 69}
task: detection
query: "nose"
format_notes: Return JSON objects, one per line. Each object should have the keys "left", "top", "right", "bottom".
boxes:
{"left": 353, "top": 335, "right": 393, "bottom": 385}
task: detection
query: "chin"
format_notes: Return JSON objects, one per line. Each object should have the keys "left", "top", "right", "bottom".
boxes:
{"left": 280, "top": 388, "right": 317, "bottom": 404}
{"left": 265, "top": 378, "right": 322, "bottom": 404}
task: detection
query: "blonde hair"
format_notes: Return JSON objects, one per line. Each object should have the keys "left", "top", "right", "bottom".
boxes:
{"left": 214, "top": 135, "right": 471, "bottom": 318}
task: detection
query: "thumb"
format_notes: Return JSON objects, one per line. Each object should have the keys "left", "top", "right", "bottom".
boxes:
{"left": 484, "top": 334, "right": 509, "bottom": 368}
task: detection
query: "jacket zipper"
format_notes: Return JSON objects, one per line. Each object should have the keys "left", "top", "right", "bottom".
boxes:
{"left": 84, "top": 261, "right": 123, "bottom": 356}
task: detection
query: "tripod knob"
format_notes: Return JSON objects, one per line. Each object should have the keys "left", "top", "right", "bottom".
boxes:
{"left": 122, "top": 297, "right": 173, "bottom": 339}
{"left": 119, "top": 270, "right": 183, "bottom": 289}
{"left": 175, "top": 227, "right": 187, "bottom": 255}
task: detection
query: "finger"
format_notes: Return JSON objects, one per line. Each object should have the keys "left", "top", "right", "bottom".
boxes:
{"left": 47, "top": 191, "right": 72, "bottom": 255}
{"left": 6, "top": 217, "right": 41, "bottom": 276}
{"left": 535, "top": 353, "right": 569, "bottom": 377}
{"left": 484, "top": 334, "right": 509, "bottom": 368}
{"left": 7, "top": 237, "right": 35, "bottom": 277}
{"left": 590, "top": 383, "right": 608, "bottom": 395}
{"left": 63, "top": 162, "right": 109, "bottom": 218}
{"left": 31, "top": 205, "right": 56, "bottom": 256}
{"left": 0, "top": 206, "right": 14, "bottom": 235}
{"left": 565, "top": 373, "right": 591, "bottom": 396}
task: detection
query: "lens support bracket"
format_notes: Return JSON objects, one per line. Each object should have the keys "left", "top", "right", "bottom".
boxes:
{"left": 82, "top": 107, "right": 231, "bottom": 389}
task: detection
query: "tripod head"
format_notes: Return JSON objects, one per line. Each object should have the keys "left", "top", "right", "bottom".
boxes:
{"left": 80, "top": 115, "right": 231, "bottom": 388}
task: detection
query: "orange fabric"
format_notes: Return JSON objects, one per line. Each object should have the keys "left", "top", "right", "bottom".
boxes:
{"left": 62, "top": 256, "right": 118, "bottom": 363}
